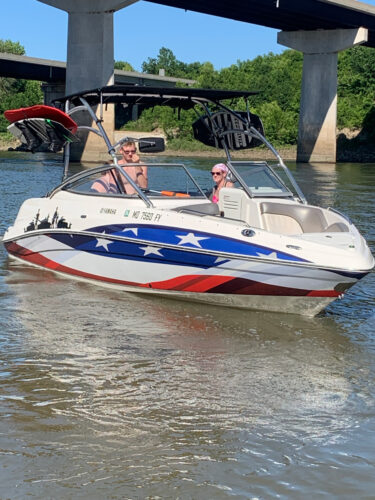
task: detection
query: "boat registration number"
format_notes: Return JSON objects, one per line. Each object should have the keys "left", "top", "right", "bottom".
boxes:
{"left": 125, "top": 209, "right": 162, "bottom": 222}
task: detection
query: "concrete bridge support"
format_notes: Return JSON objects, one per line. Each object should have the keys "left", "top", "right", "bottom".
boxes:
{"left": 41, "top": 82, "right": 66, "bottom": 106}
{"left": 38, "top": 0, "right": 139, "bottom": 162}
{"left": 278, "top": 28, "right": 368, "bottom": 163}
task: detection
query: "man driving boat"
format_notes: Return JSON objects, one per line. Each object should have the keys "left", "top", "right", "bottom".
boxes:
{"left": 118, "top": 140, "right": 148, "bottom": 194}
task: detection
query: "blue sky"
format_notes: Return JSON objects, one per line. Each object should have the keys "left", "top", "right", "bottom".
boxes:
{"left": 2, "top": 0, "right": 375, "bottom": 71}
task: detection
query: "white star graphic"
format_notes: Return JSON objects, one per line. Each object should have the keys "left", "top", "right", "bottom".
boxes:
{"left": 140, "top": 246, "right": 163, "bottom": 257}
{"left": 214, "top": 257, "right": 229, "bottom": 264}
{"left": 122, "top": 227, "right": 138, "bottom": 236}
{"left": 95, "top": 232, "right": 113, "bottom": 251}
{"left": 256, "top": 251, "right": 279, "bottom": 260}
{"left": 176, "top": 232, "right": 209, "bottom": 248}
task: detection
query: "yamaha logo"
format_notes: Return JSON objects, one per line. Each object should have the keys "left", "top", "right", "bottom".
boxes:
{"left": 241, "top": 229, "right": 255, "bottom": 237}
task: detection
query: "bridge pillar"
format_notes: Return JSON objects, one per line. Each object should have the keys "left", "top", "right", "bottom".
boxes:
{"left": 41, "top": 82, "right": 65, "bottom": 105}
{"left": 278, "top": 28, "right": 368, "bottom": 163}
{"left": 38, "top": 0, "right": 139, "bottom": 162}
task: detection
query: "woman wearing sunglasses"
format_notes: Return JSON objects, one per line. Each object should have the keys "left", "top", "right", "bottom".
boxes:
{"left": 209, "top": 163, "right": 233, "bottom": 203}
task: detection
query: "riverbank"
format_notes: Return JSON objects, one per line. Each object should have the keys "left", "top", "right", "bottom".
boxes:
{"left": 160, "top": 145, "right": 375, "bottom": 162}
{"left": 153, "top": 146, "right": 297, "bottom": 160}
{"left": 2, "top": 136, "right": 375, "bottom": 162}
{"left": 0, "top": 136, "right": 18, "bottom": 151}
{"left": 0, "top": 136, "right": 297, "bottom": 160}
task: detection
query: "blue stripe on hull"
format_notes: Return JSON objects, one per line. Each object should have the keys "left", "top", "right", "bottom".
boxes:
{"left": 84, "top": 223, "right": 308, "bottom": 263}
{"left": 48, "top": 232, "right": 227, "bottom": 269}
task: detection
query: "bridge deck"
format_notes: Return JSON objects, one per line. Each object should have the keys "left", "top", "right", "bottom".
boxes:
{"left": 147, "top": 0, "right": 375, "bottom": 47}
{"left": 0, "top": 52, "right": 195, "bottom": 85}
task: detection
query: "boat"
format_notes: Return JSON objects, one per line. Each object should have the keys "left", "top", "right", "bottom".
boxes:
{"left": 2, "top": 85, "right": 374, "bottom": 316}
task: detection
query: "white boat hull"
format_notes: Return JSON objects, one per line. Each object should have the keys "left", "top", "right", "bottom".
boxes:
{"left": 4, "top": 226, "right": 367, "bottom": 316}
{"left": 7, "top": 251, "right": 338, "bottom": 316}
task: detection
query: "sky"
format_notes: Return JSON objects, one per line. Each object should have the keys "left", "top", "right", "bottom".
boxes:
{"left": 2, "top": 0, "right": 375, "bottom": 72}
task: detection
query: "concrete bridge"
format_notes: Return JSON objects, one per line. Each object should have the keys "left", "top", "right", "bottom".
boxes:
{"left": 0, "top": 50, "right": 194, "bottom": 161}
{"left": 0, "top": 51, "right": 194, "bottom": 107}
{"left": 5, "top": 0, "right": 375, "bottom": 162}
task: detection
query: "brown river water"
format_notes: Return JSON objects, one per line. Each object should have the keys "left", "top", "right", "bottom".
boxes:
{"left": 0, "top": 152, "right": 374, "bottom": 499}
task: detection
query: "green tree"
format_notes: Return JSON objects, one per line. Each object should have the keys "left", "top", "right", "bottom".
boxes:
{"left": 253, "top": 101, "right": 298, "bottom": 145}
{"left": 114, "top": 60, "right": 135, "bottom": 72}
{"left": 142, "top": 47, "right": 204, "bottom": 79}
{"left": 0, "top": 39, "right": 43, "bottom": 134}
{"left": 0, "top": 39, "right": 25, "bottom": 55}
{"left": 114, "top": 45, "right": 375, "bottom": 149}
{"left": 337, "top": 46, "right": 375, "bottom": 130}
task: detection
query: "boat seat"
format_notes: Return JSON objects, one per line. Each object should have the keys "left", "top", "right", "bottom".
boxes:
{"left": 323, "top": 222, "right": 349, "bottom": 232}
{"left": 260, "top": 202, "right": 328, "bottom": 234}
{"left": 172, "top": 202, "right": 220, "bottom": 216}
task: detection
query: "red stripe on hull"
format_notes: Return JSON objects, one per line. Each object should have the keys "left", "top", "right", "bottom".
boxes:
{"left": 149, "top": 273, "right": 234, "bottom": 292}
{"left": 4, "top": 241, "right": 341, "bottom": 298}
{"left": 307, "top": 290, "right": 340, "bottom": 297}
{"left": 4, "top": 241, "right": 138, "bottom": 286}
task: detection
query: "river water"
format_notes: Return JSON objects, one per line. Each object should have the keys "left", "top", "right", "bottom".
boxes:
{"left": 0, "top": 152, "right": 374, "bottom": 499}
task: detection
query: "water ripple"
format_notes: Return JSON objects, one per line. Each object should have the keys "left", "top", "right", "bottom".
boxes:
{"left": 1, "top": 156, "right": 375, "bottom": 498}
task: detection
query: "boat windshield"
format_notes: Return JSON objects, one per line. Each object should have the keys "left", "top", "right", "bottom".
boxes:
{"left": 228, "top": 161, "right": 294, "bottom": 198}
{"left": 62, "top": 163, "right": 207, "bottom": 199}
{"left": 145, "top": 163, "right": 207, "bottom": 197}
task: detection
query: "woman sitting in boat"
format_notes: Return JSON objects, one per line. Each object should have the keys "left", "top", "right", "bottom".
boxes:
{"left": 209, "top": 163, "right": 233, "bottom": 203}
{"left": 91, "top": 168, "right": 124, "bottom": 194}
{"left": 118, "top": 140, "right": 148, "bottom": 195}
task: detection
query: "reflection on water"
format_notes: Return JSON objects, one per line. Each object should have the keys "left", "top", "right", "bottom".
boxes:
{"left": 2, "top": 262, "right": 375, "bottom": 498}
{"left": 0, "top": 153, "right": 375, "bottom": 498}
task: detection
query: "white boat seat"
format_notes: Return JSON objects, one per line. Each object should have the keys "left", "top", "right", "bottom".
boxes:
{"left": 172, "top": 202, "right": 220, "bottom": 216}
{"left": 260, "top": 202, "right": 330, "bottom": 234}
{"left": 323, "top": 222, "right": 349, "bottom": 232}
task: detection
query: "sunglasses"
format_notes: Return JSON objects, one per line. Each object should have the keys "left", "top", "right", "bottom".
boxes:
{"left": 211, "top": 172, "right": 222, "bottom": 176}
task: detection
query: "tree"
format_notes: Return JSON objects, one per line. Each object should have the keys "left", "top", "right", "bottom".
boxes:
{"left": 0, "top": 39, "right": 43, "bottom": 134}
{"left": 337, "top": 45, "right": 375, "bottom": 129}
{"left": 142, "top": 47, "right": 178, "bottom": 75}
{"left": 114, "top": 60, "right": 135, "bottom": 72}
{"left": 142, "top": 47, "right": 204, "bottom": 79}
{"left": 0, "top": 39, "right": 25, "bottom": 55}
{"left": 123, "top": 45, "right": 375, "bottom": 148}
